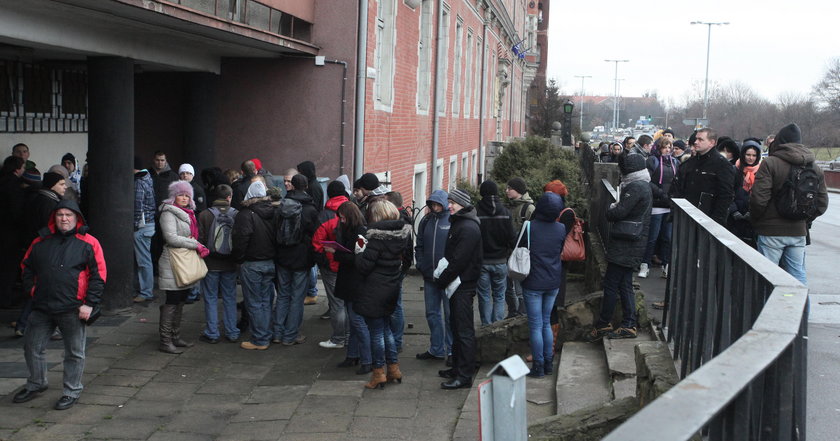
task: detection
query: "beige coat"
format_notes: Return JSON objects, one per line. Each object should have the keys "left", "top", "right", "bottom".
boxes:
{"left": 158, "top": 203, "right": 200, "bottom": 290}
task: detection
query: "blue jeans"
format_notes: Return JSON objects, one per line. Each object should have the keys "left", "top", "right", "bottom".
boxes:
{"left": 643, "top": 213, "right": 672, "bottom": 265}
{"left": 477, "top": 263, "right": 508, "bottom": 324}
{"left": 133, "top": 224, "right": 155, "bottom": 299}
{"left": 423, "top": 280, "right": 452, "bottom": 357}
{"left": 346, "top": 301, "right": 372, "bottom": 365}
{"left": 24, "top": 309, "right": 86, "bottom": 397}
{"left": 201, "top": 270, "right": 239, "bottom": 340}
{"left": 239, "top": 260, "right": 276, "bottom": 346}
{"left": 524, "top": 288, "right": 559, "bottom": 364}
{"left": 273, "top": 267, "right": 308, "bottom": 343}
{"left": 365, "top": 316, "right": 398, "bottom": 368}
{"left": 306, "top": 265, "right": 318, "bottom": 297}
{"left": 757, "top": 235, "right": 807, "bottom": 286}
{"left": 389, "top": 272, "right": 406, "bottom": 349}
{"left": 596, "top": 263, "right": 637, "bottom": 329}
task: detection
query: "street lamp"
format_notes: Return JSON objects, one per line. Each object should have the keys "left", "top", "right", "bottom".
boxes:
{"left": 574, "top": 75, "right": 591, "bottom": 131}
{"left": 691, "top": 21, "right": 729, "bottom": 120}
{"left": 604, "top": 59, "right": 629, "bottom": 132}
{"left": 562, "top": 100, "right": 574, "bottom": 146}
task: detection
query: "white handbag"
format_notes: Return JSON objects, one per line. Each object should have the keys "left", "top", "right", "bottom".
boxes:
{"left": 507, "top": 221, "right": 531, "bottom": 281}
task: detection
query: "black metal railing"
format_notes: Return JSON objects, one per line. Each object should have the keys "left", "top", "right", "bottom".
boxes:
{"left": 168, "top": 0, "right": 312, "bottom": 41}
{"left": 603, "top": 199, "right": 808, "bottom": 441}
{"left": 593, "top": 178, "right": 618, "bottom": 253}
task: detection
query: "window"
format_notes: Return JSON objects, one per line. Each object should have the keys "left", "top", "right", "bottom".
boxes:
{"left": 461, "top": 153, "right": 468, "bottom": 182}
{"left": 0, "top": 60, "right": 87, "bottom": 133}
{"left": 413, "top": 163, "right": 428, "bottom": 230}
{"left": 474, "top": 39, "right": 482, "bottom": 117}
{"left": 435, "top": 5, "right": 450, "bottom": 116}
{"left": 464, "top": 31, "right": 473, "bottom": 117}
{"left": 416, "top": 0, "right": 433, "bottom": 113}
{"left": 449, "top": 156, "right": 457, "bottom": 190}
{"left": 375, "top": 0, "right": 397, "bottom": 110}
{"left": 471, "top": 151, "right": 478, "bottom": 185}
{"left": 451, "top": 18, "right": 463, "bottom": 116}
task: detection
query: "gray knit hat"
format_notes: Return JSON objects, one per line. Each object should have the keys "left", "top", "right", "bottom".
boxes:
{"left": 448, "top": 188, "right": 473, "bottom": 208}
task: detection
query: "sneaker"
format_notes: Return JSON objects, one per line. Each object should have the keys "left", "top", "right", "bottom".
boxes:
{"left": 303, "top": 296, "right": 318, "bottom": 306}
{"left": 637, "top": 263, "right": 649, "bottom": 279}
{"left": 198, "top": 335, "right": 219, "bottom": 344}
{"left": 240, "top": 341, "right": 269, "bottom": 350}
{"left": 415, "top": 351, "right": 444, "bottom": 360}
{"left": 319, "top": 311, "right": 331, "bottom": 320}
{"left": 319, "top": 340, "right": 344, "bottom": 349}
{"left": 661, "top": 264, "right": 669, "bottom": 279}
{"left": 14, "top": 329, "right": 24, "bottom": 338}
{"left": 282, "top": 335, "right": 306, "bottom": 346}
{"left": 607, "top": 327, "right": 638, "bottom": 339}
{"left": 586, "top": 324, "right": 614, "bottom": 342}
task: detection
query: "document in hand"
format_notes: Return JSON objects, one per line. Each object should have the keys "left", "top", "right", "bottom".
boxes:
{"left": 433, "top": 257, "right": 461, "bottom": 298}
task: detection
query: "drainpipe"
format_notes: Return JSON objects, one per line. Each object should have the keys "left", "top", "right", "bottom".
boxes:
{"left": 478, "top": 11, "right": 488, "bottom": 182}
{"left": 324, "top": 59, "right": 348, "bottom": 176}
{"left": 508, "top": 60, "right": 515, "bottom": 138}
{"left": 354, "top": 0, "right": 369, "bottom": 179}
{"left": 430, "top": 0, "right": 444, "bottom": 191}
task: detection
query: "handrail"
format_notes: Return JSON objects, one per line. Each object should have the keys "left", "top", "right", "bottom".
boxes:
{"left": 603, "top": 199, "right": 808, "bottom": 441}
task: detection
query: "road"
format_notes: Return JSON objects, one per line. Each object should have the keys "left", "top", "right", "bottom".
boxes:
{"left": 806, "top": 191, "right": 840, "bottom": 441}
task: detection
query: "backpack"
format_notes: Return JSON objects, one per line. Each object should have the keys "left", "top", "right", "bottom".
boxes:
{"left": 207, "top": 207, "right": 237, "bottom": 256}
{"left": 559, "top": 208, "right": 586, "bottom": 262}
{"left": 274, "top": 197, "right": 303, "bottom": 246}
{"left": 774, "top": 162, "right": 820, "bottom": 220}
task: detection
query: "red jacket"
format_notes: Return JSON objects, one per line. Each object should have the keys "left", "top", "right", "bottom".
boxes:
{"left": 312, "top": 195, "right": 349, "bottom": 272}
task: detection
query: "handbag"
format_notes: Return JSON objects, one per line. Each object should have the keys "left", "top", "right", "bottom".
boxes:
{"left": 507, "top": 221, "right": 531, "bottom": 281}
{"left": 560, "top": 208, "right": 586, "bottom": 262}
{"left": 610, "top": 220, "right": 643, "bottom": 241}
{"left": 168, "top": 246, "right": 208, "bottom": 288}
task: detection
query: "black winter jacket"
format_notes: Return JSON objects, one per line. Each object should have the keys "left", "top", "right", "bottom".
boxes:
{"left": 232, "top": 196, "right": 276, "bottom": 262}
{"left": 274, "top": 190, "right": 320, "bottom": 271}
{"left": 26, "top": 189, "right": 61, "bottom": 243}
{"left": 333, "top": 224, "right": 366, "bottom": 302}
{"left": 669, "top": 148, "right": 735, "bottom": 225}
{"left": 607, "top": 180, "right": 652, "bottom": 269}
{"left": 477, "top": 195, "right": 516, "bottom": 263}
{"left": 22, "top": 200, "right": 106, "bottom": 314}
{"left": 647, "top": 154, "right": 679, "bottom": 208}
{"left": 354, "top": 220, "right": 411, "bottom": 318}
{"left": 435, "top": 207, "right": 483, "bottom": 291}
{"left": 297, "top": 161, "right": 324, "bottom": 211}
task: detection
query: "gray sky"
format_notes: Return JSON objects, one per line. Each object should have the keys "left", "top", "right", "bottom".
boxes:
{"left": 546, "top": 0, "right": 837, "bottom": 105}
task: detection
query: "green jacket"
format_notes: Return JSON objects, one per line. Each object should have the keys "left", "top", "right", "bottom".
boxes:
{"left": 507, "top": 192, "right": 536, "bottom": 234}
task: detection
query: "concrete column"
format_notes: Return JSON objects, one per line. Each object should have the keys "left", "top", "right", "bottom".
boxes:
{"left": 87, "top": 56, "right": 135, "bottom": 311}
{"left": 183, "top": 72, "right": 219, "bottom": 174}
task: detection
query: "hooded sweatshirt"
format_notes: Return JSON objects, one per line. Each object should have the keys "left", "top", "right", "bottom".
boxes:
{"left": 297, "top": 161, "right": 324, "bottom": 211}
{"left": 476, "top": 191, "right": 516, "bottom": 263}
{"left": 749, "top": 142, "right": 828, "bottom": 236}
{"left": 415, "top": 190, "right": 451, "bottom": 281}
{"left": 507, "top": 192, "right": 536, "bottom": 233}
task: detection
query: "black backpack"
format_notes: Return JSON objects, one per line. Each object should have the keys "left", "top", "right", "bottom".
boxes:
{"left": 274, "top": 197, "right": 303, "bottom": 246}
{"left": 775, "top": 162, "right": 820, "bottom": 220}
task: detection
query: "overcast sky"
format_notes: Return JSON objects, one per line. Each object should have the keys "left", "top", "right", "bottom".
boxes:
{"left": 546, "top": 0, "right": 837, "bottom": 106}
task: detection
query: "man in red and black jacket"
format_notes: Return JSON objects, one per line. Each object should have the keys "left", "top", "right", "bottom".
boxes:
{"left": 13, "top": 199, "right": 106, "bottom": 411}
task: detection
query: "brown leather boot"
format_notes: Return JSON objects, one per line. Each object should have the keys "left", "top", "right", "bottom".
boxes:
{"left": 364, "top": 367, "right": 387, "bottom": 389}
{"left": 386, "top": 363, "right": 403, "bottom": 384}
{"left": 171, "top": 303, "right": 194, "bottom": 348}
{"left": 159, "top": 304, "right": 183, "bottom": 354}
{"left": 551, "top": 323, "right": 560, "bottom": 353}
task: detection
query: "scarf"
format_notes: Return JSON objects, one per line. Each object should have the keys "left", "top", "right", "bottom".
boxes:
{"left": 621, "top": 169, "right": 650, "bottom": 192}
{"left": 736, "top": 159, "right": 761, "bottom": 192}
{"left": 177, "top": 205, "right": 200, "bottom": 239}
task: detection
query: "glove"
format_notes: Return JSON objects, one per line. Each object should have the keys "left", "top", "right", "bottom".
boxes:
{"left": 197, "top": 244, "right": 210, "bottom": 259}
{"left": 354, "top": 235, "right": 368, "bottom": 254}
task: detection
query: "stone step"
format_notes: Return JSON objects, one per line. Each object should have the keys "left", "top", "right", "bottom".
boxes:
{"left": 603, "top": 329, "right": 653, "bottom": 400}
{"left": 555, "top": 341, "right": 611, "bottom": 416}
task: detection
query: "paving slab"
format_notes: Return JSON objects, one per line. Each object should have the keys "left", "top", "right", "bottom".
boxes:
{"left": 147, "top": 431, "right": 214, "bottom": 441}
{"left": 88, "top": 417, "right": 162, "bottom": 439}
{"left": 306, "top": 379, "right": 366, "bottom": 397}
{"left": 247, "top": 385, "right": 309, "bottom": 404}
{"left": 164, "top": 409, "right": 234, "bottom": 435}
{"left": 89, "top": 372, "right": 155, "bottom": 388}
{"left": 555, "top": 341, "right": 611, "bottom": 416}
{"left": 132, "top": 381, "right": 201, "bottom": 402}
{"left": 612, "top": 377, "right": 636, "bottom": 400}
{"left": 354, "top": 397, "right": 418, "bottom": 418}
{"left": 295, "top": 395, "right": 359, "bottom": 415}
{"left": 231, "top": 401, "right": 299, "bottom": 422}
{"left": 348, "top": 416, "right": 412, "bottom": 440}
{"left": 603, "top": 332, "right": 652, "bottom": 378}
{"left": 283, "top": 412, "right": 353, "bottom": 433}
{"left": 115, "top": 399, "right": 182, "bottom": 420}
{"left": 217, "top": 420, "right": 290, "bottom": 441}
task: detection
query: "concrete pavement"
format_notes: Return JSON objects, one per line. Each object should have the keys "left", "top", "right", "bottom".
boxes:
{"left": 0, "top": 272, "right": 477, "bottom": 441}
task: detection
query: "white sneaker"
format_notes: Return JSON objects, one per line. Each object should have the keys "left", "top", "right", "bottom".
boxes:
{"left": 319, "top": 340, "right": 344, "bottom": 349}
{"left": 661, "top": 264, "right": 669, "bottom": 279}
{"left": 638, "top": 263, "right": 649, "bottom": 279}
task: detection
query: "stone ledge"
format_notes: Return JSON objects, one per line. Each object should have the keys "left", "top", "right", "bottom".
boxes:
{"left": 528, "top": 396, "right": 637, "bottom": 441}
{"left": 635, "top": 341, "right": 679, "bottom": 408}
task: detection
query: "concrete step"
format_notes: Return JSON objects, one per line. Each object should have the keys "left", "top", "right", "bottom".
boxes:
{"left": 554, "top": 341, "right": 611, "bottom": 415}
{"left": 603, "top": 329, "right": 653, "bottom": 400}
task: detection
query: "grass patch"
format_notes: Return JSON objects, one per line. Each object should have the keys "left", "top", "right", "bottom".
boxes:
{"left": 812, "top": 147, "right": 838, "bottom": 161}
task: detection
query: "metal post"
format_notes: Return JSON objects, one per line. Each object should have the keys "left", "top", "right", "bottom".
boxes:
{"left": 691, "top": 21, "right": 729, "bottom": 121}
{"left": 604, "top": 59, "right": 628, "bottom": 132}
{"left": 574, "top": 74, "right": 591, "bottom": 131}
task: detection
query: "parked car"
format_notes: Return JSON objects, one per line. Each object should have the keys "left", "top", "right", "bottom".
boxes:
{"left": 830, "top": 156, "right": 840, "bottom": 170}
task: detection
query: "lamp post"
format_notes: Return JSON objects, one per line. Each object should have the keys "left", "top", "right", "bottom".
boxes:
{"left": 562, "top": 100, "right": 574, "bottom": 146}
{"left": 691, "top": 21, "right": 729, "bottom": 120}
{"left": 604, "top": 59, "right": 628, "bottom": 133}
{"left": 574, "top": 75, "right": 591, "bottom": 132}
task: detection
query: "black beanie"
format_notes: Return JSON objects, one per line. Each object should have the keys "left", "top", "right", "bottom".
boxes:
{"left": 42, "top": 172, "right": 63, "bottom": 190}
{"left": 673, "top": 140, "right": 686, "bottom": 151}
{"left": 358, "top": 173, "right": 379, "bottom": 191}
{"left": 619, "top": 154, "right": 647, "bottom": 175}
{"left": 327, "top": 180, "right": 346, "bottom": 199}
{"left": 507, "top": 177, "right": 527, "bottom": 195}
{"left": 133, "top": 155, "right": 143, "bottom": 170}
{"left": 62, "top": 152, "right": 75, "bottom": 164}
{"left": 688, "top": 131, "right": 697, "bottom": 147}
{"left": 774, "top": 123, "right": 801, "bottom": 146}
{"left": 479, "top": 180, "right": 498, "bottom": 197}
{"left": 291, "top": 174, "right": 308, "bottom": 191}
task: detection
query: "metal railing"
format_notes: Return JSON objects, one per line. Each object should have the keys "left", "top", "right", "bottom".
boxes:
{"left": 593, "top": 178, "right": 618, "bottom": 253}
{"left": 603, "top": 199, "right": 808, "bottom": 441}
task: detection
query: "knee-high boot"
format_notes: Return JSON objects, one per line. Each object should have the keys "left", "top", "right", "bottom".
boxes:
{"left": 172, "top": 303, "right": 194, "bottom": 348}
{"left": 159, "top": 304, "right": 183, "bottom": 354}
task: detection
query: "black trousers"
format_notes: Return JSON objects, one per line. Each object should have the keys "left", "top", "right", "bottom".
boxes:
{"left": 448, "top": 287, "right": 476, "bottom": 381}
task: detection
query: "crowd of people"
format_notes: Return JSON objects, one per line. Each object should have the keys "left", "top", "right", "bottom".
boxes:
{"left": 1, "top": 120, "right": 828, "bottom": 408}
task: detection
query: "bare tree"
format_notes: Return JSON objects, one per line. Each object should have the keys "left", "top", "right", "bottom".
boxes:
{"left": 813, "top": 58, "right": 840, "bottom": 114}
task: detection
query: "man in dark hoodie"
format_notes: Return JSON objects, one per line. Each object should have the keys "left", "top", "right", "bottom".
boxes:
{"left": 415, "top": 190, "right": 453, "bottom": 362}
{"left": 0, "top": 156, "right": 26, "bottom": 309}
{"left": 14, "top": 200, "right": 106, "bottom": 410}
{"left": 232, "top": 181, "right": 276, "bottom": 350}
{"left": 475, "top": 181, "right": 516, "bottom": 325}
{"left": 297, "top": 161, "right": 324, "bottom": 211}
{"left": 273, "top": 174, "right": 320, "bottom": 346}
{"left": 436, "top": 188, "right": 482, "bottom": 390}
{"left": 133, "top": 158, "right": 156, "bottom": 303}
{"left": 750, "top": 123, "right": 828, "bottom": 286}
{"left": 669, "top": 128, "right": 735, "bottom": 226}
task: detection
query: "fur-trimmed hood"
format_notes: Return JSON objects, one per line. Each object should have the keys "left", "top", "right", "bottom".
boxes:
{"left": 366, "top": 220, "right": 412, "bottom": 241}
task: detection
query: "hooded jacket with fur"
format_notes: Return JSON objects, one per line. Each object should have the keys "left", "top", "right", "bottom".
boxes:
{"left": 354, "top": 220, "right": 412, "bottom": 318}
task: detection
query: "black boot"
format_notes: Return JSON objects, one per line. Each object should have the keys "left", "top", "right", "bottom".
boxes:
{"left": 159, "top": 305, "right": 183, "bottom": 354}
{"left": 171, "top": 303, "right": 194, "bottom": 348}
